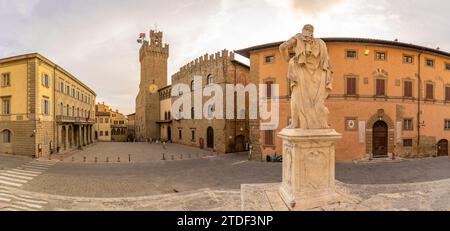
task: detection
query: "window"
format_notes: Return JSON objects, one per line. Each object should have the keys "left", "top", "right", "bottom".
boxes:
{"left": 60, "top": 82, "right": 64, "bottom": 92}
{"left": 403, "top": 55, "right": 413, "bottom": 64}
{"left": 66, "top": 86, "right": 70, "bottom": 95}
{"left": 375, "top": 52, "right": 387, "bottom": 61}
{"left": 72, "top": 89, "right": 75, "bottom": 97}
{"left": 100, "top": 118, "right": 104, "bottom": 123}
{"left": 178, "top": 130, "right": 182, "bottom": 139}
{"left": 346, "top": 77, "right": 357, "bottom": 95}
{"left": 191, "top": 107, "right": 195, "bottom": 119}
{"left": 100, "top": 131, "right": 103, "bottom": 136}
{"left": 265, "top": 55, "right": 275, "bottom": 63}
{"left": 191, "top": 130, "right": 195, "bottom": 141}
{"left": 42, "top": 74, "right": 50, "bottom": 87}
{"left": 426, "top": 83, "right": 434, "bottom": 100}
{"left": 168, "top": 111, "right": 171, "bottom": 120}
{"left": 446, "top": 120, "right": 450, "bottom": 130}
{"left": 375, "top": 79, "right": 386, "bottom": 96}
{"left": 72, "top": 106, "right": 75, "bottom": 116}
{"left": 190, "top": 81, "right": 195, "bottom": 91}
{"left": 105, "top": 118, "right": 109, "bottom": 123}
{"left": 403, "top": 139, "right": 413, "bottom": 147}
{"left": 403, "top": 119, "right": 413, "bottom": 131}
{"left": 266, "top": 81, "right": 273, "bottom": 98}
{"left": 60, "top": 103, "right": 63, "bottom": 115}
{"left": 105, "top": 131, "right": 109, "bottom": 136}
{"left": 404, "top": 81, "right": 413, "bottom": 98}
{"left": 446, "top": 87, "right": 450, "bottom": 101}
{"left": 426, "top": 59, "right": 435, "bottom": 67}
{"left": 2, "top": 130, "right": 12, "bottom": 143}
{"left": 207, "top": 74, "right": 214, "bottom": 85}
{"left": 346, "top": 50, "right": 357, "bottom": 59}
{"left": 1, "top": 73, "right": 10, "bottom": 87}
{"left": 41, "top": 99, "right": 50, "bottom": 115}
{"left": 446, "top": 63, "right": 450, "bottom": 71}
{"left": 2, "top": 98, "right": 10, "bottom": 115}
{"left": 264, "top": 130, "right": 274, "bottom": 146}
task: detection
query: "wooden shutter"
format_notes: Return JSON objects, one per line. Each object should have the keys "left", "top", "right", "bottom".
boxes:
{"left": 347, "top": 78, "right": 356, "bottom": 95}
{"left": 404, "top": 81, "right": 412, "bottom": 97}
{"left": 446, "top": 87, "right": 450, "bottom": 101}
{"left": 266, "top": 81, "right": 273, "bottom": 98}
{"left": 265, "top": 130, "right": 274, "bottom": 145}
{"left": 376, "top": 79, "right": 385, "bottom": 96}
{"left": 426, "top": 84, "right": 433, "bottom": 99}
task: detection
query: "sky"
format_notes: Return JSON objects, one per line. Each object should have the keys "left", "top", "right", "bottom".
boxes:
{"left": 0, "top": 0, "right": 449, "bottom": 115}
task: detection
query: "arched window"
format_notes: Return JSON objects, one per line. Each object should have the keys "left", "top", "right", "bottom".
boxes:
{"left": 168, "top": 111, "right": 171, "bottom": 120}
{"left": 66, "top": 104, "right": 69, "bottom": 116}
{"left": 191, "top": 80, "right": 195, "bottom": 91}
{"left": 191, "top": 107, "right": 195, "bottom": 120}
{"left": 60, "top": 103, "right": 63, "bottom": 115}
{"left": 2, "top": 130, "right": 12, "bottom": 143}
{"left": 207, "top": 74, "right": 213, "bottom": 86}
{"left": 77, "top": 108, "right": 80, "bottom": 117}
{"left": 72, "top": 106, "right": 75, "bottom": 116}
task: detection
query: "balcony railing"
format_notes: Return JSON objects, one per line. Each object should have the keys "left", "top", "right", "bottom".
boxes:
{"left": 56, "top": 115, "right": 95, "bottom": 124}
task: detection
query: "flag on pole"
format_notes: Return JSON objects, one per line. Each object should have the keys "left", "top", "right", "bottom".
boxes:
{"left": 137, "top": 33, "right": 146, "bottom": 44}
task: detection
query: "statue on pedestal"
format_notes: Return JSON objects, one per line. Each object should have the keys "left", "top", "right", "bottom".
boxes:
{"left": 279, "top": 24, "right": 333, "bottom": 129}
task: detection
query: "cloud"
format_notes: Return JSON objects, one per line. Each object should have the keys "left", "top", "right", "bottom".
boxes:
{"left": 291, "top": 0, "right": 347, "bottom": 16}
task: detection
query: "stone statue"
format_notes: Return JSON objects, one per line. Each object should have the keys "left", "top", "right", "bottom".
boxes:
{"left": 279, "top": 24, "right": 333, "bottom": 129}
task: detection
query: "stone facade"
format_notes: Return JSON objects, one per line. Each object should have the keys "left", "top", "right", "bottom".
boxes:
{"left": 0, "top": 53, "right": 96, "bottom": 157}
{"left": 236, "top": 38, "right": 450, "bottom": 161}
{"left": 95, "top": 103, "right": 128, "bottom": 142}
{"left": 170, "top": 50, "right": 250, "bottom": 153}
{"left": 135, "top": 30, "right": 169, "bottom": 141}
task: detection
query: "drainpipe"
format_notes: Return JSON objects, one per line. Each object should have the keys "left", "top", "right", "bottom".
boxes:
{"left": 417, "top": 51, "right": 422, "bottom": 151}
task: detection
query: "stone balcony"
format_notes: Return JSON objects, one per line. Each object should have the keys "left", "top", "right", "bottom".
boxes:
{"left": 56, "top": 115, "right": 95, "bottom": 124}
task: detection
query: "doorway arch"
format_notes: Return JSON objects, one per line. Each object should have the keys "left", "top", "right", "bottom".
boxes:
{"left": 372, "top": 121, "right": 388, "bottom": 158}
{"left": 167, "top": 126, "right": 172, "bottom": 141}
{"left": 437, "top": 139, "right": 448, "bottom": 157}
{"left": 207, "top": 127, "right": 214, "bottom": 149}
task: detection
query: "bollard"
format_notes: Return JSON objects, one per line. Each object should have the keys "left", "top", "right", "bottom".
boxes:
{"left": 129, "top": 154, "right": 131, "bottom": 163}
{"left": 180, "top": 154, "right": 183, "bottom": 160}
{"left": 118, "top": 157, "right": 121, "bottom": 163}
{"left": 106, "top": 157, "right": 109, "bottom": 163}
{"left": 171, "top": 155, "right": 174, "bottom": 161}
{"left": 162, "top": 153, "right": 165, "bottom": 161}
{"left": 72, "top": 157, "right": 75, "bottom": 162}
{"left": 95, "top": 157, "right": 98, "bottom": 163}
{"left": 83, "top": 157, "right": 86, "bottom": 162}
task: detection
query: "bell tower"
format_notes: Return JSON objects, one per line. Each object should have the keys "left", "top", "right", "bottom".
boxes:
{"left": 135, "top": 30, "right": 169, "bottom": 141}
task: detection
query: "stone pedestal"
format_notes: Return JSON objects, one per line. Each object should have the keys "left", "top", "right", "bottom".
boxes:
{"left": 278, "top": 128, "right": 342, "bottom": 210}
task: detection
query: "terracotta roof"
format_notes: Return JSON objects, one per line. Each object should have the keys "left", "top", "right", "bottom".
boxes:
{"left": 235, "top": 38, "right": 450, "bottom": 59}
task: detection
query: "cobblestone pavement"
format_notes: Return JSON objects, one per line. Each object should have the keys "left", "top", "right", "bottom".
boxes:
{"left": 0, "top": 143, "right": 449, "bottom": 211}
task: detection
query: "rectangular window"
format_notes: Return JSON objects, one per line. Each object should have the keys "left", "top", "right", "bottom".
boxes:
{"left": 445, "top": 120, "right": 450, "bottom": 130}
{"left": 2, "top": 98, "right": 10, "bottom": 115}
{"left": 346, "top": 77, "right": 357, "bottom": 95}
{"left": 60, "top": 82, "right": 64, "bottom": 92}
{"left": 264, "top": 130, "right": 274, "bottom": 146}
{"left": 66, "top": 86, "right": 70, "bottom": 95}
{"left": 403, "top": 55, "right": 413, "bottom": 64}
{"left": 426, "top": 83, "right": 434, "bottom": 100}
{"left": 42, "top": 99, "right": 50, "bottom": 115}
{"left": 100, "top": 131, "right": 103, "bottom": 136}
{"left": 265, "top": 56, "right": 275, "bottom": 63}
{"left": 346, "top": 50, "right": 357, "bottom": 59}
{"left": 403, "top": 119, "right": 413, "bottom": 131}
{"left": 266, "top": 81, "right": 273, "bottom": 98}
{"left": 404, "top": 81, "right": 413, "bottom": 98}
{"left": 426, "top": 59, "right": 435, "bottom": 67}
{"left": 446, "top": 87, "right": 450, "bottom": 101}
{"left": 42, "top": 74, "right": 50, "bottom": 87}
{"left": 376, "top": 79, "right": 386, "bottom": 96}
{"left": 1, "top": 73, "right": 10, "bottom": 87}
{"left": 179, "top": 130, "right": 182, "bottom": 140}
{"left": 375, "top": 52, "right": 387, "bottom": 61}
{"left": 446, "top": 63, "right": 450, "bottom": 71}
{"left": 100, "top": 118, "right": 103, "bottom": 123}
{"left": 72, "top": 89, "right": 75, "bottom": 97}
{"left": 403, "top": 139, "right": 413, "bottom": 147}
{"left": 105, "top": 131, "right": 109, "bottom": 136}
{"left": 191, "top": 130, "right": 195, "bottom": 141}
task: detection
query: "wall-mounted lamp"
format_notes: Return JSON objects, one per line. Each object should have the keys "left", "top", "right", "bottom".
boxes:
{"left": 364, "top": 49, "right": 370, "bottom": 56}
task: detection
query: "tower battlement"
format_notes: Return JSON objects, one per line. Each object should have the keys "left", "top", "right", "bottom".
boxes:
{"left": 172, "top": 49, "right": 235, "bottom": 79}
{"left": 139, "top": 30, "right": 169, "bottom": 61}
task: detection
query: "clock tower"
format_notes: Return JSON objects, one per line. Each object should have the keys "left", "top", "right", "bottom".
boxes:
{"left": 135, "top": 30, "right": 169, "bottom": 141}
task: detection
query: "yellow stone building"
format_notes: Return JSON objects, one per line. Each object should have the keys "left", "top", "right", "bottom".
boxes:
{"left": 0, "top": 53, "right": 96, "bottom": 157}
{"left": 95, "top": 102, "right": 128, "bottom": 142}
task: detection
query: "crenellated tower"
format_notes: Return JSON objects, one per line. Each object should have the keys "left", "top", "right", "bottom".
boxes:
{"left": 135, "top": 30, "right": 169, "bottom": 141}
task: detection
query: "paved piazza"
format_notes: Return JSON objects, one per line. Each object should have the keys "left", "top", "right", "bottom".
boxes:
{"left": 0, "top": 142, "right": 449, "bottom": 211}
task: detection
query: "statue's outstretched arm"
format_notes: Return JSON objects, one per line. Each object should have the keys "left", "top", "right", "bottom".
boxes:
{"left": 279, "top": 38, "right": 296, "bottom": 62}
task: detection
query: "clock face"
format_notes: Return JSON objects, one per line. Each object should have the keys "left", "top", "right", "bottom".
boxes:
{"left": 149, "top": 84, "right": 158, "bottom": 94}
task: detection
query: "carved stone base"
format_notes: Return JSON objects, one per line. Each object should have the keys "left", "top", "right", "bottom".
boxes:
{"left": 278, "top": 128, "right": 342, "bottom": 211}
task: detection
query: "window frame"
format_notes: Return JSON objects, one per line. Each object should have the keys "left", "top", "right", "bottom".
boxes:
{"left": 402, "top": 54, "right": 414, "bottom": 64}
{"left": 1, "top": 73, "right": 11, "bottom": 87}
{"left": 2, "top": 97, "right": 11, "bottom": 115}
{"left": 425, "top": 58, "right": 435, "bottom": 68}
{"left": 375, "top": 51, "right": 387, "bottom": 61}
{"left": 374, "top": 78, "right": 387, "bottom": 97}
{"left": 403, "top": 79, "right": 414, "bottom": 98}
{"left": 2, "top": 130, "right": 12, "bottom": 143}
{"left": 345, "top": 50, "right": 358, "bottom": 59}
{"left": 264, "top": 55, "right": 275, "bottom": 64}
{"left": 425, "top": 82, "right": 435, "bottom": 100}
{"left": 344, "top": 75, "right": 358, "bottom": 96}
{"left": 403, "top": 118, "right": 414, "bottom": 131}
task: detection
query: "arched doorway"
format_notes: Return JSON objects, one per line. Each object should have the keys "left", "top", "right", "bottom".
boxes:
{"left": 167, "top": 126, "right": 172, "bottom": 141}
{"left": 61, "top": 126, "right": 67, "bottom": 150}
{"left": 437, "top": 139, "right": 448, "bottom": 157}
{"left": 207, "top": 127, "right": 214, "bottom": 149}
{"left": 373, "top": 121, "right": 388, "bottom": 158}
